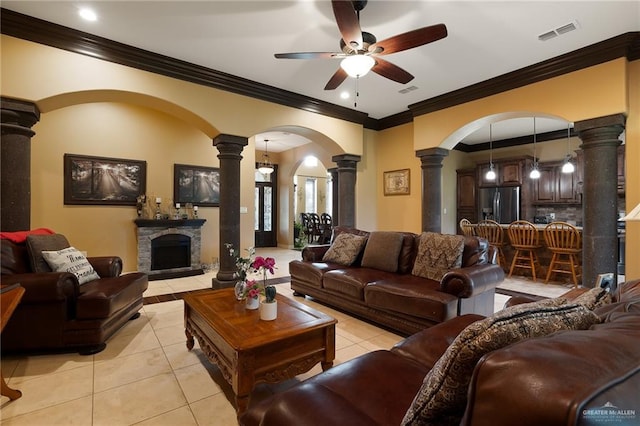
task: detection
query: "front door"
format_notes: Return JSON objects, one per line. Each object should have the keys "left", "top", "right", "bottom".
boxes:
{"left": 254, "top": 166, "right": 277, "bottom": 247}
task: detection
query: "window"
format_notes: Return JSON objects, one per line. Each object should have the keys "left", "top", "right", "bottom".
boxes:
{"left": 305, "top": 178, "right": 316, "bottom": 213}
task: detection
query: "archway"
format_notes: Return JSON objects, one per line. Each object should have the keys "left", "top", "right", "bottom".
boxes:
{"left": 249, "top": 126, "right": 344, "bottom": 249}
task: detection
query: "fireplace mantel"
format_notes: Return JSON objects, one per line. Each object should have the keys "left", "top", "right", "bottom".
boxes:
{"left": 134, "top": 219, "right": 206, "bottom": 228}
{"left": 135, "top": 219, "right": 207, "bottom": 280}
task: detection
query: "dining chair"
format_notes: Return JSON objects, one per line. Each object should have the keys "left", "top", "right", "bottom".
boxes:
{"left": 507, "top": 220, "right": 542, "bottom": 281}
{"left": 475, "top": 219, "right": 507, "bottom": 268}
{"left": 543, "top": 221, "right": 581, "bottom": 287}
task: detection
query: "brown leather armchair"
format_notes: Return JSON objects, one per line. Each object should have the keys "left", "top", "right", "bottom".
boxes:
{"left": 0, "top": 232, "right": 148, "bottom": 354}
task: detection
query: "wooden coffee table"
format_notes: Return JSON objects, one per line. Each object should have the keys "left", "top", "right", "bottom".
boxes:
{"left": 183, "top": 288, "right": 336, "bottom": 415}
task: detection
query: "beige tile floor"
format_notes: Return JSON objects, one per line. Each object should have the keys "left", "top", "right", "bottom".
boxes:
{"left": 1, "top": 248, "right": 577, "bottom": 425}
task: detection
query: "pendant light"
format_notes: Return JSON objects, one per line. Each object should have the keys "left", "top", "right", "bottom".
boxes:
{"left": 258, "top": 139, "right": 274, "bottom": 175}
{"left": 529, "top": 117, "right": 541, "bottom": 179}
{"left": 561, "top": 123, "right": 575, "bottom": 174}
{"left": 485, "top": 123, "right": 496, "bottom": 180}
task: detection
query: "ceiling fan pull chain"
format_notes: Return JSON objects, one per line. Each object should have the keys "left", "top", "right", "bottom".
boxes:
{"left": 354, "top": 75, "right": 359, "bottom": 108}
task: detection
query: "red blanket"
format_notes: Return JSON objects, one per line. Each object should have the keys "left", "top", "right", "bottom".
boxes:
{"left": 0, "top": 228, "right": 55, "bottom": 243}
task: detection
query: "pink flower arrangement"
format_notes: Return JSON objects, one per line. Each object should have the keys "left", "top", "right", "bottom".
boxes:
{"left": 244, "top": 280, "right": 262, "bottom": 299}
{"left": 253, "top": 256, "right": 276, "bottom": 275}
{"left": 226, "top": 243, "right": 277, "bottom": 301}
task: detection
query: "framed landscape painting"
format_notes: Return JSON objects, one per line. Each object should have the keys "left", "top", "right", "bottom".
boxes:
{"left": 173, "top": 164, "right": 220, "bottom": 207}
{"left": 64, "top": 154, "right": 146, "bottom": 205}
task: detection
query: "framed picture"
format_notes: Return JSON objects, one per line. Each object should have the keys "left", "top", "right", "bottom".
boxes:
{"left": 64, "top": 154, "right": 146, "bottom": 205}
{"left": 174, "top": 164, "right": 220, "bottom": 207}
{"left": 383, "top": 168, "right": 410, "bottom": 196}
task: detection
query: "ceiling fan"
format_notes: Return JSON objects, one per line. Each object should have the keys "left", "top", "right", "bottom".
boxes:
{"left": 274, "top": 0, "right": 448, "bottom": 90}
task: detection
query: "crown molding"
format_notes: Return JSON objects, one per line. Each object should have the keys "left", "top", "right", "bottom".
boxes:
{"left": 408, "top": 32, "right": 640, "bottom": 119}
{"left": 0, "top": 9, "right": 369, "bottom": 126}
{"left": 1, "top": 9, "right": 637, "bottom": 134}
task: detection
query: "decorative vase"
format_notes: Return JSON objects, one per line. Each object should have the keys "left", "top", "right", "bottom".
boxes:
{"left": 246, "top": 295, "right": 259, "bottom": 310}
{"left": 234, "top": 281, "right": 246, "bottom": 301}
{"left": 259, "top": 300, "right": 277, "bottom": 320}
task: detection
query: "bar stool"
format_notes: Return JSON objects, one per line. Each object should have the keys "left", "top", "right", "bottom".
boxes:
{"left": 507, "top": 220, "right": 542, "bottom": 281}
{"left": 543, "top": 221, "right": 581, "bottom": 287}
{"left": 476, "top": 219, "right": 507, "bottom": 267}
{"left": 459, "top": 218, "right": 475, "bottom": 237}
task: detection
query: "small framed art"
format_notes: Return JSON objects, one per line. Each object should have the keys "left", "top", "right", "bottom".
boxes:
{"left": 383, "top": 168, "right": 410, "bottom": 196}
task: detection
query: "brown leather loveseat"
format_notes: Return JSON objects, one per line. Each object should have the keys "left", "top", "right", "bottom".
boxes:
{"left": 290, "top": 227, "right": 505, "bottom": 335}
{"left": 242, "top": 280, "right": 640, "bottom": 426}
{"left": 1, "top": 230, "right": 148, "bottom": 354}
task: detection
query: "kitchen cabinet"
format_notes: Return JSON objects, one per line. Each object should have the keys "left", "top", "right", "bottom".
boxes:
{"left": 456, "top": 169, "right": 477, "bottom": 228}
{"left": 478, "top": 158, "right": 529, "bottom": 187}
{"left": 532, "top": 161, "right": 580, "bottom": 205}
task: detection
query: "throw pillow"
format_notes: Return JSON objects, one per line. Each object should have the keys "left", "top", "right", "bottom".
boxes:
{"left": 322, "top": 233, "right": 367, "bottom": 266}
{"left": 26, "top": 234, "right": 72, "bottom": 272}
{"left": 360, "top": 231, "right": 404, "bottom": 272}
{"left": 401, "top": 298, "right": 601, "bottom": 426}
{"left": 411, "top": 232, "right": 465, "bottom": 281}
{"left": 41, "top": 246, "right": 100, "bottom": 285}
{"left": 571, "top": 286, "right": 612, "bottom": 310}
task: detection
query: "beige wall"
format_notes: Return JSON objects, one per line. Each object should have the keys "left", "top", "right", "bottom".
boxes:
{"left": 30, "top": 102, "right": 221, "bottom": 270}
{"left": 1, "top": 35, "right": 366, "bottom": 267}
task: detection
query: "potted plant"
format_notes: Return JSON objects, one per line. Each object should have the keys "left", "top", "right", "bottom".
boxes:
{"left": 294, "top": 221, "right": 306, "bottom": 249}
{"left": 260, "top": 285, "right": 278, "bottom": 320}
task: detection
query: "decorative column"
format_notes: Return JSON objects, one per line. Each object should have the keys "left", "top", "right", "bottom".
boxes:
{"left": 575, "top": 114, "right": 625, "bottom": 289}
{"left": 1, "top": 97, "right": 40, "bottom": 232}
{"left": 328, "top": 167, "right": 339, "bottom": 226}
{"left": 415, "top": 148, "right": 449, "bottom": 232}
{"left": 331, "top": 154, "right": 360, "bottom": 229}
{"left": 212, "top": 134, "right": 248, "bottom": 289}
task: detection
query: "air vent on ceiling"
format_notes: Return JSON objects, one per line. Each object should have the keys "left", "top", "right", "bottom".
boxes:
{"left": 398, "top": 85, "right": 418, "bottom": 94}
{"left": 538, "top": 20, "right": 579, "bottom": 41}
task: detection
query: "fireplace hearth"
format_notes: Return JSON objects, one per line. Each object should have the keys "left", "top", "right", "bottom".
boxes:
{"left": 135, "top": 219, "right": 206, "bottom": 280}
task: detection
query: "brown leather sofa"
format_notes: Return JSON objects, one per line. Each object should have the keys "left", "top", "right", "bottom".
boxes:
{"left": 290, "top": 227, "right": 505, "bottom": 335}
{"left": 1, "top": 233, "right": 148, "bottom": 354}
{"left": 242, "top": 279, "right": 640, "bottom": 426}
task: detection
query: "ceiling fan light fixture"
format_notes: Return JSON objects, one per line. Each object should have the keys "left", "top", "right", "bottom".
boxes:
{"left": 340, "top": 55, "right": 375, "bottom": 77}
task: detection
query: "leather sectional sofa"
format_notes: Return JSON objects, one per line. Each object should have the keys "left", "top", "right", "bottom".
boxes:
{"left": 289, "top": 227, "right": 505, "bottom": 335}
{"left": 242, "top": 279, "right": 640, "bottom": 426}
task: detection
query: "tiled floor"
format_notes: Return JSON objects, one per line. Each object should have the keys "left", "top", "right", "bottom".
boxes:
{"left": 1, "top": 248, "right": 577, "bottom": 425}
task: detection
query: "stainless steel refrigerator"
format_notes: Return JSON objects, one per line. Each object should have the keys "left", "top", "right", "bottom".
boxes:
{"left": 477, "top": 186, "right": 520, "bottom": 224}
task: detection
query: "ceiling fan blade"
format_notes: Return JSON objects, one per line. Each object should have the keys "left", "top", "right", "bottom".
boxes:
{"left": 275, "top": 52, "right": 340, "bottom": 60}
{"left": 369, "top": 23, "right": 447, "bottom": 55}
{"left": 332, "top": 0, "right": 363, "bottom": 50}
{"left": 371, "top": 58, "right": 414, "bottom": 84}
{"left": 324, "top": 68, "right": 348, "bottom": 90}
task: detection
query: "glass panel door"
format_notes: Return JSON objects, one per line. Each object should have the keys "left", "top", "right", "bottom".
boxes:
{"left": 254, "top": 165, "right": 277, "bottom": 247}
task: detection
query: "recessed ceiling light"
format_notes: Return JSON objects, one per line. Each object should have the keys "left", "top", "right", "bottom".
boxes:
{"left": 79, "top": 8, "right": 97, "bottom": 22}
{"left": 340, "top": 91, "right": 350, "bottom": 99}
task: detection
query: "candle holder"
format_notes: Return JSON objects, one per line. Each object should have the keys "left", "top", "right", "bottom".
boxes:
{"left": 193, "top": 205, "right": 199, "bottom": 219}
{"left": 155, "top": 201, "right": 162, "bottom": 220}
{"left": 174, "top": 203, "right": 181, "bottom": 220}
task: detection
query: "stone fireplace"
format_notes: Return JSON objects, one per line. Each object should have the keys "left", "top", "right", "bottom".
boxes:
{"left": 135, "top": 219, "right": 206, "bottom": 280}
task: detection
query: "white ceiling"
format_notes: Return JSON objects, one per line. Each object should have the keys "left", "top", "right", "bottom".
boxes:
{"left": 3, "top": 1, "right": 638, "bottom": 149}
